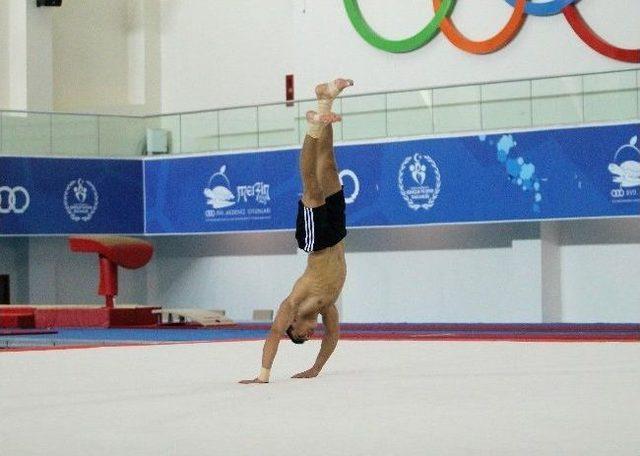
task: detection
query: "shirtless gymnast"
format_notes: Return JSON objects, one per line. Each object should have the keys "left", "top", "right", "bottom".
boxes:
{"left": 240, "top": 78, "right": 353, "bottom": 384}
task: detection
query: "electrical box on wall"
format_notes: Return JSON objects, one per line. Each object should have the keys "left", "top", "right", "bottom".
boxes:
{"left": 37, "top": 0, "right": 63, "bottom": 6}
{"left": 286, "top": 74, "right": 294, "bottom": 107}
{"left": 146, "top": 129, "right": 169, "bottom": 155}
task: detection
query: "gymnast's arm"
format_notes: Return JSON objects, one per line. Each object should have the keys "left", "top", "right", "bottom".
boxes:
{"left": 239, "top": 299, "right": 294, "bottom": 384}
{"left": 292, "top": 304, "right": 340, "bottom": 379}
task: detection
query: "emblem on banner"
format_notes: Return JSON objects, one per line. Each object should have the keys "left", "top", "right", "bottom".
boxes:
{"left": 339, "top": 169, "right": 360, "bottom": 204}
{"left": 64, "top": 178, "right": 99, "bottom": 222}
{"left": 608, "top": 135, "right": 640, "bottom": 203}
{"left": 203, "top": 165, "right": 272, "bottom": 222}
{"left": 204, "top": 166, "right": 236, "bottom": 209}
{"left": 398, "top": 153, "right": 441, "bottom": 210}
{"left": 0, "top": 185, "right": 30, "bottom": 215}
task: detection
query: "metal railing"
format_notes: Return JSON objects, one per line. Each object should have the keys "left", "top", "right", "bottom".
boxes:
{"left": 0, "top": 68, "right": 638, "bottom": 157}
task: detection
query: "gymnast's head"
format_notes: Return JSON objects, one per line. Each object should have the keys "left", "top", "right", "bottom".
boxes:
{"left": 286, "top": 315, "right": 317, "bottom": 344}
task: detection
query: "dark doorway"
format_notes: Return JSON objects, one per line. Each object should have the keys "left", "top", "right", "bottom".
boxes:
{"left": 0, "top": 275, "right": 10, "bottom": 304}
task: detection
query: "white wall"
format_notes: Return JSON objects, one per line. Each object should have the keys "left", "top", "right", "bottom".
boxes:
{"left": 146, "top": 233, "right": 305, "bottom": 318}
{"left": 144, "top": 226, "right": 545, "bottom": 322}
{"left": 52, "top": 0, "right": 129, "bottom": 111}
{"left": 561, "top": 219, "right": 640, "bottom": 322}
{"left": 11, "top": 0, "right": 638, "bottom": 113}
{"left": 52, "top": 0, "right": 160, "bottom": 114}
{"left": 140, "top": 219, "right": 639, "bottom": 323}
{"left": 0, "top": 3, "right": 9, "bottom": 107}
{"left": 160, "top": 0, "right": 294, "bottom": 112}
{"left": 21, "top": 0, "right": 640, "bottom": 113}
{"left": 340, "top": 224, "right": 543, "bottom": 322}
{"left": 292, "top": 0, "right": 640, "bottom": 98}
{"left": 159, "top": 0, "right": 640, "bottom": 112}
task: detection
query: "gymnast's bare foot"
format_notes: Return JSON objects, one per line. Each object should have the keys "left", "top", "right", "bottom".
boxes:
{"left": 306, "top": 110, "right": 342, "bottom": 125}
{"left": 315, "top": 78, "right": 354, "bottom": 100}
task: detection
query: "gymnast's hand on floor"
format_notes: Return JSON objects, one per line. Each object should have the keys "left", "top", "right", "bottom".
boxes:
{"left": 292, "top": 368, "right": 320, "bottom": 379}
{"left": 239, "top": 378, "right": 268, "bottom": 384}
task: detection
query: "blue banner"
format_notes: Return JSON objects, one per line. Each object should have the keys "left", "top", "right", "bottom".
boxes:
{"left": 145, "top": 150, "right": 301, "bottom": 233}
{"left": 2, "top": 122, "right": 638, "bottom": 236}
{"left": 0, "top": 157, "right": 144, "bottom": 235}
{"left": 144, "top": 122, "right": 639, "bottom": 234}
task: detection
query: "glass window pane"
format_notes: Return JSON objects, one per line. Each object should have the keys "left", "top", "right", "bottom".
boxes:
{"left": 98, "top": 116, "right": 146, "bottom": 157}
{"left": 532, "top": 76, "right": 583, "bottom": 127}
{"left": 583, "top": 72, "right": 638, "bottom": 122}
{"left": 341, "top": 94, "right": 386, "bottom": 141}
{"left": 387, "top": 90, "right": 433, "bottom": 137}
{"left": 181, "top": 111, "right": 219, "bottom": 154}
{"left": 258, "top": 103, "right": 298, "bottom": 148}
{"left": 481, "top": 81, "right": 532, "bottom": 131}
{"left": 52, "top": 114, "right": 99, "bottom": 156}
{"left": 1, "top": 112, "right": 50, "bottom": 156}
{"left": 433, "top": 85, "right": 481, "bottom": 133}
{"left": 219, "top": 107, "right": 258, "bottom": 150}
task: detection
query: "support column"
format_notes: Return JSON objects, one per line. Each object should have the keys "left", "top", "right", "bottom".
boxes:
{"left": 3, "top": 0, "right": 53, "bottom": 111}
{"left": 540, "top": 221, "right": 563, "bottom": 322}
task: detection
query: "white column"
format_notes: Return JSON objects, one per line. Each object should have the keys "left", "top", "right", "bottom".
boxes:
{"left": 0, "top": 3, "right": 10, "bottom": 107}
{"left": 511, "top": 236, "right": 544, "bottom": 322}
{"left": 127, "top": 0, "right": 161, "bottom": 113}
{"left": 2, "top": 0, "right": 53, "bottom": 111}
{"left": 510, "top": 222, "right": 563, "bottom": 323}
{"left": 7, "top": 0, "right": 28, "bottom": 110}
{"left": 540, "top": 221, "right": 562, "bottom": 322}
{"left": 26, "top": 0, "right": 54, "bottom": 111}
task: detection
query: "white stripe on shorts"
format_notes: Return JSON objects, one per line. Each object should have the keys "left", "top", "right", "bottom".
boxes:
{"left": 309, "top": 207, "right": 315, "bottom": 251}
{"left": 304, "top": 207, "right": 314, "bottom": 252}
{"left": 304, "top": 207, "right": 310, "bottom": 251}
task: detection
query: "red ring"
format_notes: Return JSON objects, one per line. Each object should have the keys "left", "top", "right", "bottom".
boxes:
{"left": 563, "top": 4, "right": 640, "bottom": 63}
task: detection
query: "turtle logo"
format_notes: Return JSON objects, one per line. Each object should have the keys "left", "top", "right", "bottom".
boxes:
{"left": 204, "top": 165, "right": 236, "bottom": 209}
{"left": 608, "top": 136, "right": 640, "bottom": 202}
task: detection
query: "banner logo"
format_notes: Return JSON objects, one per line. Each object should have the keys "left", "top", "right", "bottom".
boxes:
{"left": 339, "top": 169, "right": 360, "bottom": 204}
{"left": 344, "top": 0, "right": 639, "bottom": 63}
{"left": 204, "top": 165, "right": 236, "bottom": 209}
{"left": 204, "top": 165, "right": 272, "bottom": 222}
{"left": 398, "top": 153, "right": 441, "bottom": 210}
{"left": 609, "top": 136, "right": 640, "bottom": 203}
{"left": 0, "top": 186, "right": 30, "bottom": 214}
{"left": 64, "top": 178, "right": 99, "bottom": 222}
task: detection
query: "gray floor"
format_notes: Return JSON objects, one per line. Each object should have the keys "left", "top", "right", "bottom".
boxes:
{"left": 1, "top": 340, "right": 639, "bottom": 455}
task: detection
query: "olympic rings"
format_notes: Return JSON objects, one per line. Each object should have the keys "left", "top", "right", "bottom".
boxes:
{"left": 344, "top": 0, "right": 640, "bottom": 63}
{"left": 435, "top": 0, "right": 526, "bottom": 54}
{"left": 502, "top": 0, "right": 575, "bottom": 17}
{"left": 0, "top": 186, "right": 31, "bottom": 214}
{"left": 343, "top": 0, "right": 455, "bottom": 53}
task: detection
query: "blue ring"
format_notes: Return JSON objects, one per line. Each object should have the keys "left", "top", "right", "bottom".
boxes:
{"left": 502, "top": 0, "right": 577, "bottom": 16}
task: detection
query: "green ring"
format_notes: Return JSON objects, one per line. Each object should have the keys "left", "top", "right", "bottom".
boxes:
{"left": 344, "top": 0, "right": 456, "bottom": 53}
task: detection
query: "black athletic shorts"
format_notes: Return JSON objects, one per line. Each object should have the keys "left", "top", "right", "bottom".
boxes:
{"left": 295, "top": 189, "right": 347, "bottom": 253}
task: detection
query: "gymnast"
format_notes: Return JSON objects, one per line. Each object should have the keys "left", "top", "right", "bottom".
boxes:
{"left": 240, "top": 78, "right": 353, "bottom": 384}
